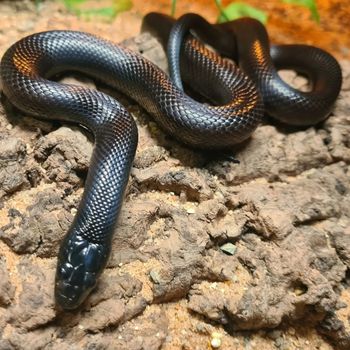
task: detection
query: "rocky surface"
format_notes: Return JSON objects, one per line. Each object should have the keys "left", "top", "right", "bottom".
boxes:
{"left": 0, "top": 1, "right": 349, "bottom": 350}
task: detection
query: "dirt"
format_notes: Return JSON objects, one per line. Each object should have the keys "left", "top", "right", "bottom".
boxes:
{"left": 0, "top": 0, "right": 349, "bottom": 349}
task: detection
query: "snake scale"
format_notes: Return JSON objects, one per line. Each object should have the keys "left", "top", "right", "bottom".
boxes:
{"left": 0, "top": 12, "right": 342, "bottom": 309}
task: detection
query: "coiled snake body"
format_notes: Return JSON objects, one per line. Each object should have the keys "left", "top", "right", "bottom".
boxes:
{"left": 0, "top": 13, "right": 342, "bottom": 309}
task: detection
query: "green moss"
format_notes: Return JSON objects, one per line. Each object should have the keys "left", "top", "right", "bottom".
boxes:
{"left": 63, "top": 0, "right": 133, "bottom": 21}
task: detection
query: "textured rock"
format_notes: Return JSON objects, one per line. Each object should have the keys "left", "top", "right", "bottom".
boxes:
{"left": 225, "top": 163, "right": 349, "bottom": 239}
{"left": 323, "top": 114, "right": 350, "bottom": 162}
{"left": 319, "top": 311, "right": 350, "bottom": 350}
{"left": 209, "top": 126, "right": 332, "bottom": 184}
{"left": 6, "top": 258, "right": 56, "bottom": 330}
{"left": 0, "top": 136, "right": 26, "bottom": 162}
{"left": 80, "top": 299, "right": 127, "bottom": 332}
{"left": 132, "top": 162, "right": 214, "bottom": 201}
{"left": 1, "top": 189, "right": 73, "bottom": 257}
{"left": 144, "top": 204, "right": 209, "bottom": 303}
{"left": 77, "top": 308, "right": 169, "bottom": 350}
{"left": 332, "top": 225, "right": 350, "bottom": 267}
{"left": 35, "top": 126, "right": 93, "bottom": 187}
{"left": 109, "top": 199, "right": 162, "bottom": 265}
{"left": 0, "top": 256, "right": 15, "bottom": 306}
{"left": 79, "top": 272, "right": 147, "bottom": 332}
{"left": 2, "top": 327, "right": 56, "bottom": 350}
{"left": 133, "top": 145, "right": 168, "bottom": 169}
{"left": 0, "top": 135, "right": 27, "bottom": 197}
{"left": 189, "top": 228, "right": 346, "bottom": 330}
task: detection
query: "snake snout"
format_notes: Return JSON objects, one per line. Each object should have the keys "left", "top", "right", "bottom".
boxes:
{"left": 55, "top": 269, "right": 96, "bottom": 310}
{"left": 55, "top": 233, "right": 110, "bottom": 309}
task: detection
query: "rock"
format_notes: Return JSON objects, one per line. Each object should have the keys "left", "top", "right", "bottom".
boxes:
{"left": 219, "top": 243, "right": 237, "bottom": 255}
{"left": 132, "top": 162, "right": 214, "bottom": 201}
{"left": 188, "top": 282, "right": 231, "bottom": 324}
{"left": 199, "top": 250, "right": 239, "bottom": 282}
{"left": 318, "top": 312, "right": 350, "bottom": 350}
{"left": 88, "top": 272, "right": 144, "bottom": 306}
{"left": 147, "top": 206, "right": 210, "bottom": 303}
{"left": 59, "top": 75, "right": 97, "bottom": 89}
{"left": 225, "top": 163, "right": 348, "bottom": 239}
{"left": 0, "top": 163, "right": 26, "bottom": 196}
{"left": 0, "top": 340, "right": 14, "bottom": 350}
{"left": 332, "top": 225, "right": 350, "bottom": 267}
{"left": 323, "top": 115, "right": 350, "bottom": 162}
{"left": 109, "top": 199, "right": 162, "bottom": 265}
{"left": 0, "top": 136, "right": 26, "bottom": 162}
{"left": 6, "top": 258, "right": 56, "bottom": 330}
{"left": 35, "top": 126, "right": 93, "bottom": 187}
{"left": 1, "top": 189, "right": 73, "bottom": 257}
{"left": 334, "top": 90, "right": 350, "bottom": 116}
{"left": 84, "top": 272, "right": 148, "bottom": 327}
{"left": 195, "top": 198, "right": 228, "bottom": 222}
{"left": 80, "top": 299, "right": 126, "bottom": 332}
{"left": 78, "top": 308, "right": 168, "bottom": 350}
{"left": 0, "top": 256, "right": 15, "bottom": 306}
{"left": 204, "top": 205, "right": 248, "bottom": 242}
{"left": 112, "top": 308, "right": 168, "bottom": 350}
{"left": 340, "top": 60, "right": 350, "bottom": 91}
{"left": 209, "top": 126, "right": 332, "bottom": 184}
{"left": 188, "top": 227, "right": 346, "bottom": 330}
{"left": 278, "top": 69, "right": 310, "bottom": 91}
{"left": 1, "top": 328, "right": 55, "bottom": 350}
{"left": 133, "top": 146, "right": 168, "bottom": 169}
{"left": 0, "top": 136, "right": 27, "bottom": 196}
{"left": 111, "top": 199, "right": 213, "bottom": 303}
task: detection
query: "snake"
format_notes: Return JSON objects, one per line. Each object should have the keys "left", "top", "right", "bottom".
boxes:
{"left": 0, "top": 12, "right": 342, "bottom": 310}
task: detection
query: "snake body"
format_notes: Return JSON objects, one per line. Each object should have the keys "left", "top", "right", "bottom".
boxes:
{"left": 144, "top": 13, "right": 342, "bottom": 125}
{"left": 0, "top": 13, "right": 341, "bottom": 309}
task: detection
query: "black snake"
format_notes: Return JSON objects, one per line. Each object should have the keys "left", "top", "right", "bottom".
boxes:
{"left": 0, "top": 13, "right": 342, "bottom": 309}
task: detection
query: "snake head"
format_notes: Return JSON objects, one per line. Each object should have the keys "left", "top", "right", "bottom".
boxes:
{"left": 55, "top": 232, "right": 110, "bottom": 310}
